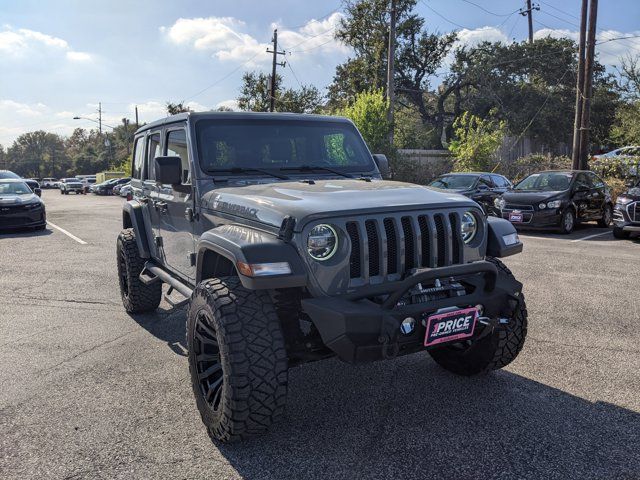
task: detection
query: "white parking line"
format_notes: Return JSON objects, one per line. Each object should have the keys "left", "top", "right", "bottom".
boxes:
{"left": 48, "top": 221, "right": 88, "bottom": 245}
{"left": 570, "top": 231, "right": 612, "bottom": 243}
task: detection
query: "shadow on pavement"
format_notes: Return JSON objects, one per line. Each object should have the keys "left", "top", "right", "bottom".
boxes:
{"left": 215, "top": 355, "right": 639, "bottom": 480}
{"left": 0, "top": 227, "right": 52, "bottom": 238}
{"left": 127, "top": 305, "right": 187, "bottom": 357}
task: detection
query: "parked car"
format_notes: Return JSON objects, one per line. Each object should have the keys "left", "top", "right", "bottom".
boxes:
{"left": 592, "top": 146, "right": 640, "bottom": 160}
{"left": 0, "top": 170, "right": 42, "bottom": 196}
{"left": 0, "top": 179, "right": 46, "bottom": 230}
{"left": 613, "top": 178, "right": 640, "bottom": 239}
{"left": 41, "top": 178, "right": 59, "bottom": 189}
{"left": 113, "top": 181, "right": 130, "bottom": 195}
{"left": 428, "top": 172, "right": 512, "bottom": 216}
{"left": 116, "top": 112, "right": 527, "bottom": 442}
{"left": 59, "top": 178, "right": 84, "bottom": 195}
{"left": 77, "top": 176, "right": 96, "bottom": 193}
{"left": 94, "top": 177, "right": 130, "bottom": 195}
{"left": 119, "top": 183, "right": 133, "bottom": 198}
{"left": 496, "top": 170, "right": 613, "bottom": 234}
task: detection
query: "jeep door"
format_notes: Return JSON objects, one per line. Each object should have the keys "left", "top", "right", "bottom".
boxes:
{"left": 143, "top": 130, "right": 165, "bottom": 255}
{"left": 154, "top": 127, "right": 196, "bottom": 280}
{"left": 130, "top": 135, "right": 159, "bottom": 258}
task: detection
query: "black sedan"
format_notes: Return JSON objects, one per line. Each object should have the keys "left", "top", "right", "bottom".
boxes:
{"left": 428, "top": 172, "right": 512, "bottom": 215}
{"left": 93, "top": 177, "right": 131, "bottom": 195}
{"left": 0, "top": 170, "right": 42, "bottom": 196}
{"left": 0, "top": 179, "right": 46, "bottom": 230}
{"left": 613, "top": 178, "right": 640, "bottom": 239}
{"left": 496, "top": 170, "right": 613, "bottom": 234}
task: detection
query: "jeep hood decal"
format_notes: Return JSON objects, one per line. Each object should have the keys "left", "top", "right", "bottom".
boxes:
{"left": 200, "top": 179, "right": 477, "bottom": 230}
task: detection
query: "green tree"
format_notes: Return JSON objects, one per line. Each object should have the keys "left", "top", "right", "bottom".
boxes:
{"left": 237, "top": 71, "right": 324, "bottom": 113}
{"left": 336, "top": 89, "right": 392, "bottom": 155}
{"left": 166, "top": 102, "right": 191, "bottom": 115}
{"left": 7, "top": 131, "right": 69, "bottom": 177}
{"left": 448, "top": 111, "right": 505, "bottom": 172}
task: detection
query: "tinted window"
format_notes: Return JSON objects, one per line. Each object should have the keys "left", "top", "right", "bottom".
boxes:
{"left": 589, "top": 172, "right": 605, "bottom": 189}
{"left": 429, "top": 175, "right": 477, "bottom": 189}
{"left": 491, "top": 175, "right": 509, "bottom": 188}
{"left": 166, "top": 129, "right": 190, "bottom": 184}
{"left": 146, "top": 132, "right": 161, "bottom": 180}
{"left": 480, "top": 175, "right": 494, "bottom": 188}
{"left": 515, "top": 172, "right": 572, "bottom": 191}
{"left": 195, "top": 119, "right": 374, "bottom": 173}
{"left": 132, "top": 137, "right": 145, "bottom": 179}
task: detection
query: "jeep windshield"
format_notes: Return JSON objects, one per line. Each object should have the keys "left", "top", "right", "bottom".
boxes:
{"left": 514, "top": 172, "right": 573, "bottom": 191}
{"left": 196, "top": 119, "right": 375, "bottom": 176}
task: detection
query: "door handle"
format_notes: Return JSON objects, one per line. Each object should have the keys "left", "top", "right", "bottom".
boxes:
{"left": 185, "top": 207, "right": 194, "bottom": 222}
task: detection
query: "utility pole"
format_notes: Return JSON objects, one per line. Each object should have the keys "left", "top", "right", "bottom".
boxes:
{"left": 571, "top": 0, "right": 588, "bottom": 169}
{"left": 520, "top": 0, "right": 540, "bottom": 43}
{"left": 98, "top": 102, "right": 102, "bottom": 135}
{"left": 123, "top": 118, "right": 130, "bottom": 156}
{"left": 386, "top": 0, "right": 397, "bottom": 145}
{"left": 135, "top": 105, "right": 139, "bottom": 129}
{"left": 578, "top": 0, "right": 598, "bottom": 170}
{"left": 266, "top": 29, "right": 286, "bottom": 112}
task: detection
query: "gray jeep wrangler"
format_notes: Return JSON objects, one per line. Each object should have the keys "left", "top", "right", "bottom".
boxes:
{"left": 117, "top": 112, "right": 527, "bottom": 443}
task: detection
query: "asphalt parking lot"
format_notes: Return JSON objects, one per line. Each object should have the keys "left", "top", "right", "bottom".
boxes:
{"left": 1, "top": 190, "right": 639, "bottom": 480}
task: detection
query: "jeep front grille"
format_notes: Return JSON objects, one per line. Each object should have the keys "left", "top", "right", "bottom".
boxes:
{"left": 346, "top": 212, "right": 465, "bottom": 282}
{"left": 629, "top": 201, "right": 640, "bottom": 223}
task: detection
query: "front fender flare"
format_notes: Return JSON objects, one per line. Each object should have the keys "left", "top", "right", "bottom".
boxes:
{"left": 123, "top": 200, "right": 150, "bottom": 258}
{"left": 486, "top": 216, "right": 523, "bottom": 258}
{"left": 197, "top": 224, "right": 307, "bottom": 289}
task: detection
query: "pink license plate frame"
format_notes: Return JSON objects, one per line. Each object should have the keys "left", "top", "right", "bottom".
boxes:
{"left": 424, "top": 307, "right": 478, "bottom": 347}
{"left": 509, "top": 212, "right": 523, "bottom": 222}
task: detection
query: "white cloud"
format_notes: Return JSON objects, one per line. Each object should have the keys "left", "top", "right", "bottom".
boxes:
{"left": 66, "top": 51, "right": 92, "bottom": 62}
{"left": 455, "top": 27, "right": 508, "bottom": 48}
{"left": 161, "top": 12, "right": 348, "bottom": 65}
{"left": 534, "top": 28, "right": 640, "bottom": 66}
{"left": 0, "top": 26, "right": 93, "bottom": 64}
{"left": 0, "top": 100, "right": 78, "bottom": 145}
{"left": 161, "top": 17, "right": 267, "bottom": 64}
{"left": 216, "top": 99, "right": 239, "bottom": 111}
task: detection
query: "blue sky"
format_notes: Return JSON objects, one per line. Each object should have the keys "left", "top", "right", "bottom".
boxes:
{"left": 1, "top": 0, "right": 639, "bottom": 145}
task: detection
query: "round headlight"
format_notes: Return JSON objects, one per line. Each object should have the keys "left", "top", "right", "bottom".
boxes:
{"left": 539, "top": 203, "right": 546, "bottom": 209}
{"left": 461, "top": 211, "right": 478, "bottom": 244}
{"left": 307, "top": 224, "right": 338, "bottom": 261}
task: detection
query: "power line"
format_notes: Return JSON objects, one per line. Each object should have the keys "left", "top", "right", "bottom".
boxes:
{"left": 285, "top": 7, "right": 342, "bottom": 31}
{"left": 420, "top": 0, "right": 469, "bottom": 30}
{"left": 285, "top": 27, "right": 337, "bottom": 51}
{"left": 597, "top": 35, "right": 640, "bottom": 44}
{"left": 285, "top": 58, "right": 303, "bottom": 89}
{"left": 288, "top": 37, "right": 336, "bottom": 53}
{"left": 459, "top": 0, "right": 515, "bottom": 17}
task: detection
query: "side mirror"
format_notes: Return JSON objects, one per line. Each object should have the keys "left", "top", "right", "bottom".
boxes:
{"left": 34, "top": 188, "right": 42, "bottom": 197}
{"left": 372, "top": 154, "right": 390, "bottom": 179}
{"left": 154, "top": 156, "right": 182, "bottom": 185}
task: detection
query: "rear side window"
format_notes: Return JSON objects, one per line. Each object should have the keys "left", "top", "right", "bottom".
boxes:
{"left": 145, "top": 132, "right": 161, "bottom": 180}
{"left": 132, "top": 137, "right": 145, "bottom": 179}
{"left": 165, "top": 129, "right": 190, "bottom": 184}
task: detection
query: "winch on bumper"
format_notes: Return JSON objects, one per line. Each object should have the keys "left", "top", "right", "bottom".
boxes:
{"left": 301, "top": 261, "right": 523, "bottom": 363}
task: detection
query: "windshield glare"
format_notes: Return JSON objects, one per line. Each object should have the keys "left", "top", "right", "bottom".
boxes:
{"left": 429, "top": 175, "right": 476, "bottom": 190}
{"left": 515, "top": 172, "right": 572, "bottom": 191}
{"left": 196, "top": 119, "right": 374, "bottom": 174}
{"left": 0, "top": 182, "right": 32, "bottom": 195}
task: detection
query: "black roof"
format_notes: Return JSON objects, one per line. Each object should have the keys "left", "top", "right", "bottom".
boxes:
{"left": 135, "top": 111, "right": 352, "bottom": 135}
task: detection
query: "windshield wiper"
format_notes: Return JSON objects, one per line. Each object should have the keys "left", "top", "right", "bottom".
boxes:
{"left": 207, "top": 167, "right": 290, "bottom": 180}
{"left": 279, "top": 165, "right": 354, "bottom": 179}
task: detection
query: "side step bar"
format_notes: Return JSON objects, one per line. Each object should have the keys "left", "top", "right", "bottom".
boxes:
{"left": 140, "top": 261, "right": 193, "bottom": 298}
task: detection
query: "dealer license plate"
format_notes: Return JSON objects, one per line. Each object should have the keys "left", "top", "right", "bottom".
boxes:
{"left": 509, "top": 212, "right": 523, "bottom": 222}
{"left": 424, "top": 307, "right": 478, "bottom": 347}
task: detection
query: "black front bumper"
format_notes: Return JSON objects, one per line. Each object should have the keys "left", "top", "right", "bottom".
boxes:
{"left": 501, "top": 209, "right": 562, "bottom": 229}
{"left": 0, "top": 207, "right": 46, "bottom": 229}
{"left": 614, "top": 202, "right": 640, "bottom": 232}
{"left": 302, "top": 261, "right": 522, "bottom": 363}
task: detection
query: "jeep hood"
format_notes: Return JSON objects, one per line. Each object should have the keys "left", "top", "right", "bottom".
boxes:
{"left": 200, "top": 179, "right": 477, "bottom": 230}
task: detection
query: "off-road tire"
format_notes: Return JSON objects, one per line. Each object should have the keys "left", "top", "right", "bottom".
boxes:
{"left": 428, "top": 257, "right": 528, "bottom": 376}
{"left": 558, "top": 207, "right": 575, "bottom": 234}
{"left": 186, "top": 277, "right": 288, "bottom": 443}
{"left": 597, "top": 204, "right": 613, "bottom": 228}
{"left": 613, "top": 226, "right": 630, "bottom": 239}
{"left": 116, "top": 228, "right": 161, "bottom": 313}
